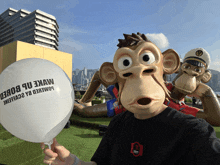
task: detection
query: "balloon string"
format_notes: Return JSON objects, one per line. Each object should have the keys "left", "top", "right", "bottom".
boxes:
{"left": 48, "top": 144, "right": 51, "bottom": 165}
{"left": 48, "top": 144, "right": 52, "bottom": 165}
{"left": 44, "top": 140, "right": 53, "bottom": 165}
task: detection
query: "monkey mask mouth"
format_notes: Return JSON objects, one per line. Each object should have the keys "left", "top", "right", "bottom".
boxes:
{"left": 137, "top": 98, "right": 152, "bottom": 105}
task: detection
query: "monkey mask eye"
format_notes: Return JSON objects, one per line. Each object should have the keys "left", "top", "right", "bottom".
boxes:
{"left": 183, "top": 65, "right": 191, "bottom": 69}
{"left": 194, "top": 68, "right": 201, "bottom": 72}
{"left": 118, "top": 56, "right": 133, "bottom": 70}
{"left": 139, "top": 52, "right": 155, "bottom": 65}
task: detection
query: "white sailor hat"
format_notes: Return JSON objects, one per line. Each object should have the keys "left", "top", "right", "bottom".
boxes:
{"left": 183, "top": 48, "right": 211, "bottom": 69}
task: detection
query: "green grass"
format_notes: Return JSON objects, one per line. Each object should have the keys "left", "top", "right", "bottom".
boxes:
{"left": 0, "top": 114, "right": 112, "bottom": 165}
{"left": 70, "top": 114, "right": 113, "bottom": 125}
{"left": 0, "top": 114, "right": 220, "bottom": 165}
{"left": 214, "top": 127, "right": 220, "bottom": 137}
{"left": 0, "top": 124, "right": 104, "bottom": 164}
{"left": 184, "top": 98, "right": 192, "bottom": 103}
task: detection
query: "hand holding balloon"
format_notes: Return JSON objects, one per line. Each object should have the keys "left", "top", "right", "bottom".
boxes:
{"left": 41, "top": 138, "right": 75, "bottom": 165}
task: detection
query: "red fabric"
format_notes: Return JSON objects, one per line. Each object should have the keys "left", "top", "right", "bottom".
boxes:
{"left": 164, "top": 100, "right": 199, "bottom": 117}
{"left": 115, "top": 105, "right": 126, "bottom": 115}
{"left": 166, "top": 83, "right": 173, "bottom": 91}
{"left": 113, "top": 87, "right": 119, "bottom": 98}
{"left": 112, "top": 87, "right": 126, "bottom": 114}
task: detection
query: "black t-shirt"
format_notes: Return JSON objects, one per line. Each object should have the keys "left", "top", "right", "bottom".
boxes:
{"left": 91, "top": 107, "right": 220, "bottom": 165}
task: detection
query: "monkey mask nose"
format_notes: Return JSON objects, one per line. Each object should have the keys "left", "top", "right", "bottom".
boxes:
{"left": 137, "top": 98, "right": 151, "bottom": 105}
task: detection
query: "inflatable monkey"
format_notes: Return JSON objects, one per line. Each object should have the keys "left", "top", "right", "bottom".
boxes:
{"left": 166, "top": 48, "right": 220, "bottom": 126}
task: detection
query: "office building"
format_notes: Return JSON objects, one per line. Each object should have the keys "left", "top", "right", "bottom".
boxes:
{"left": 0, "top": 8, "right": 59, "bottom": 50}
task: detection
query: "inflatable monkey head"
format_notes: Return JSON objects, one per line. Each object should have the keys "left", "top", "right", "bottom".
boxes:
{"left": 173, "top": 48, "right": 212, "bottom": 95}
{"left": 99, "top": 33, "right": 180, "bottom": 118}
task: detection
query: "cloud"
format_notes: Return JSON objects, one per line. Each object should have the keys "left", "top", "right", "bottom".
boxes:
{"left": 59, "top": 38, "right": 83, "bottom": 53}
{"left": 209, "top": 60, "right": 220, "bottom": 72}
{"left": 205, "top": 51, "right": 220, "bottom": 72}
{"left": 59, "top": 23, "right": 87, "bottom": 35}
{"left": 209, "top": 53, "right": 220, "bottom": 72}
{"left": 204, "top": 40, "right": 220, "bottom": 71}
{"left": 212, "top": 61, "right": 220, "bottom": 65}
{"left": 145, "top": 33, "right": 169, "bottom": 49}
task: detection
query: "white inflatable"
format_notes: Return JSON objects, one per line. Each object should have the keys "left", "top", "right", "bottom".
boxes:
{"left": 0, "top": 58, "right": 74, "bottom": 145}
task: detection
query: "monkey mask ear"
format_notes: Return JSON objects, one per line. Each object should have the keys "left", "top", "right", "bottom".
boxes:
{"left": 162, "top": 49, "right": 180, "bottom": 74}
{"left": 201, "top": 70, "right": 212, "bottom": 83}
{"left": 100, "top": 62, "right": 118, "bottom": 85}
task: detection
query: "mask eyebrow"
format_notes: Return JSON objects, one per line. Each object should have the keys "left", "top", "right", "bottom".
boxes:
{"left": 116, "top": 53, "right": 131, "bottom": 61}
{"left": 115, "top": 48, "right": 134, "bottom": 61}
{"left": 139, "top": 49, "right": 153, "bottom": 55}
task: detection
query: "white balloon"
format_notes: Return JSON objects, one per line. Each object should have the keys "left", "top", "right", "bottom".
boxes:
{"left": 0, "top": 58, "right": 74, "bottom": 143}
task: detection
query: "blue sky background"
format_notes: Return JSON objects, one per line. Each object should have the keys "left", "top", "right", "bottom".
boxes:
{"left": 1, "top": 0, "right": 220, "bottom": 71}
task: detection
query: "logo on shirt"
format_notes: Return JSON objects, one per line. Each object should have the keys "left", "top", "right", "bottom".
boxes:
{"left": 130, "top": 142, "right": 143, "bottom": 157}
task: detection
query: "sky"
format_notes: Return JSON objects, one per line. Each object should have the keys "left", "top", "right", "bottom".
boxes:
{"left": 1, "top": 0, "right": 220, "bottom": 71}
